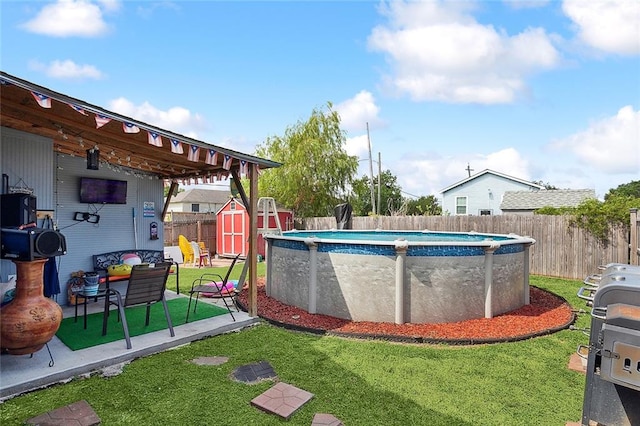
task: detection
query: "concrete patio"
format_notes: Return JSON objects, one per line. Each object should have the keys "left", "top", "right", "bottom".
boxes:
{"left": 0, "top": 290, "right": 258, "bottom": 401}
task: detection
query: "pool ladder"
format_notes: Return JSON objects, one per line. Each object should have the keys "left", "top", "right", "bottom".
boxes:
{"left": 257, "top": 197, "right": 282, "bottom": 235}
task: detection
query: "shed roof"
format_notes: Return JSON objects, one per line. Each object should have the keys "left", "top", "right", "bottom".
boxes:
{"left": 500, "top": 189, "right": 596, "bottom": 210}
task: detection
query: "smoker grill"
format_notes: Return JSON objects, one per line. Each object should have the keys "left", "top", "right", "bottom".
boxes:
{"left": 580, "top": 266, "right": 640, "bottom": 426}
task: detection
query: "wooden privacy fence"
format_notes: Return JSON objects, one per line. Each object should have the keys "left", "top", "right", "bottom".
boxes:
{"left": 163, "top": 213, "right": 217, "bottom": 255}
{"left": 301, "top": 213, "right": 639, "bottom": 280}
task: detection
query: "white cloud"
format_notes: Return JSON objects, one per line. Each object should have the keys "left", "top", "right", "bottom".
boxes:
{"left": 136, "top": 1, "right": 179, "bottom": 19}
{"left": 28, "top": 59, "right": 104, "bottom": 79}
{"left": 335, "top": 91, "right": 383, "bottom": 134}
{"left": 97, "top": 0, "right": 121, "bottom": 13}
{"left": 503, "top": 0, "right": 551, "bottom": 9}
{"left": 550, "top": 105, "right": 640, "bottom": 174}
{"left": 108, "top": 97, "right": 206, "bottom": 139}
{"left": 563, "top": 0, "right": 640, "bottom": 56}
{"left": 367, "top": 0, "right": 560, "bottom": 104}
{"left": 344, "top": 134, "right": 370, "bottom": 159}
{"left": 21, "top": 0, "right": 117, "bottom": 37}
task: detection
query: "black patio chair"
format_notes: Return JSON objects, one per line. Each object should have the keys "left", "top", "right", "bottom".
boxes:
{"left": 186, "top": 253, "right": 241, "bottom": 323}
{"left": 104, "top": 262, "right": 174, "bottom": 349}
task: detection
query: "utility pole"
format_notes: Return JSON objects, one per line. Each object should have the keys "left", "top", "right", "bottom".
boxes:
{"left": 366, "top": 122, "right": 376, "bottom": 215}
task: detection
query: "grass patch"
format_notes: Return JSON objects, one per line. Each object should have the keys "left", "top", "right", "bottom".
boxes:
{"left": 0, "top": 275, "right": 589, "bottom": 425}
{"left": 165, "top": 260, "right": 265, "bottom": 294}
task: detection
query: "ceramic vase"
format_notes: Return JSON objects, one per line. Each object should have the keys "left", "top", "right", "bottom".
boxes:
{"left": 0, "top": 259, "right": 63, "bottom": 355}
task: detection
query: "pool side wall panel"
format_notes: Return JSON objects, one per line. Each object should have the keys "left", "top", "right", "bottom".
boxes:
{"left": 266, "top": 232, "right": 531, "bottom": 324}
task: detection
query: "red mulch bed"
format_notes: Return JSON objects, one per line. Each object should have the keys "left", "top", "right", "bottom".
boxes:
{"left": 237, "top": 279, "right": 575, "bottom": 344}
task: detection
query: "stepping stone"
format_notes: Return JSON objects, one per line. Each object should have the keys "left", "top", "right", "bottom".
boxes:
{"left": 191, "top": 356, "right": 229, "bottom": 366}
{"left": 232, "top": 360, "right": 277, "bottom": 384}
{"left": 251, "top": 382, "right": 314, "bottom": 420}
{"left": 312, "top": 413, "right": 344, "bottom": 425}
{"left": 568, "top": 352, "right": 586, "bottom": 374}
{"left": 26, "top": 400, "right": 100, "bottom": 425}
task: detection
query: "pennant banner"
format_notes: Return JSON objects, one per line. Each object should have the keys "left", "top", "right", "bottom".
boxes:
{"left": 205, "top": 149, "right": 218, "bottom": 165}
{"left": 123, "top": 122, "right": 140, "bottom": 134}
{"left": 147, "top": 131, "right": 163, "bottom": 147}
{"left": 95, "top": 114, "right": 112, "bottom": 128}
{"left": 69, "top": 104, "right": 88, "bottom": 116}
{"left": 170, "top": 139, "right": 184, "bottom": 154}
{"left": 240, "top": 160, "right": 248, "bottom": 176}
{"left": 187, "top": 145, "right": 200, "bottom": 162}
{"left": 222, "top": 154, "right": 233, "bottom": 170}
{"left": 31, "top": 92, "right": 52, "bottom": 108}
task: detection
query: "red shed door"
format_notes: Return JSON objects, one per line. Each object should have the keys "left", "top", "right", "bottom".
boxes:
{"left": 221, "top": 207, "right": 246, "bottom": 257}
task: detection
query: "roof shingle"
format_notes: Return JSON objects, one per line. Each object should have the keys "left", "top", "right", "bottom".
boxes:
{"left": 500, "top": 189, "right": 596, "bottom": 210}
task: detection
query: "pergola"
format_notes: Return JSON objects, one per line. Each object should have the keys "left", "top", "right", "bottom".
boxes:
{"left": 0, "top": 71, "right": 281, "bottom": 316}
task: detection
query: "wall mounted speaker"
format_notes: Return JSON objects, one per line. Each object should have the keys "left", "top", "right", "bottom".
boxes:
{"left": 1, "top": 228, "right": 67, "bottom": 261}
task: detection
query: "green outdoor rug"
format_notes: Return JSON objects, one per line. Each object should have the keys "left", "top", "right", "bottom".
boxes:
{"left": 56, "top": 297, "right": 229, "bottom": 351}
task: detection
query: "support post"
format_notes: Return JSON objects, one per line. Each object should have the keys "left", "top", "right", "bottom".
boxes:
{"left": 483, "top": 244, "right": 499, "bottom": 319}
{"left": 630, "top": 208, "right": 639, "bottom": 266}
{"left": 305, "top": 238, "right": 319, "bottom": 314}
{"left": 523, "top": 242, "right": 533, "bottom": 305}
{"left": 395, "top": 239, "right": 408, "bottom": 324}
{"left": 265, "top": 237, "right": 273, "bottom": 297}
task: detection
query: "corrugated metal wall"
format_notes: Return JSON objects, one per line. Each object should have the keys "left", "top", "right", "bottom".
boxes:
{"left": 1, "top": 127, "right": 54, "bottom": 281}
{"left": 1, "top": 127, "right": 165, "bottom": 305}
{"left": 1, "top": 127, "right": 54, "bottom": 208}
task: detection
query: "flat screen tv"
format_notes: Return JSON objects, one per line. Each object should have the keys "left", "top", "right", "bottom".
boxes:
{"left": 79, "top": 177, "right": 127, "bottom": 204}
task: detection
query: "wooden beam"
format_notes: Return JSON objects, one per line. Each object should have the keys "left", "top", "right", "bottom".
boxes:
{"left": 161, "top": 181, "right": 179, "bottom": 221}
{"left": 231, "top": 169, "right": 251, "bottom": 215}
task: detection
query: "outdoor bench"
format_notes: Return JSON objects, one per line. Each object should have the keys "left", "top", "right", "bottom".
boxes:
{"left": 92, "top": 249, "right": 180, "bottom": 294}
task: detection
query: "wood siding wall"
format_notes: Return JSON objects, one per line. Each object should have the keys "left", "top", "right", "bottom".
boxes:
{"left": 300, "top": 215, "right": 633, "bottom": 280}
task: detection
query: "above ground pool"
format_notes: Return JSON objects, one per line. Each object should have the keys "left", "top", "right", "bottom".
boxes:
{"left": 264, "top": 230, "right": 536, "bottom": 324}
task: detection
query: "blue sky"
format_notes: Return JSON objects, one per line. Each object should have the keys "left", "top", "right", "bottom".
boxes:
{"left": 1, "top": 0, "right": 638, "bottom": 200}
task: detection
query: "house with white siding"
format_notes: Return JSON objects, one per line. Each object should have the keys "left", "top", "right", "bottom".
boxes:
{"left": 440, "top": 169, "right": 544, "bottom": 216}
{"left": 167, "top": 188, "right": 231, "bottom": 213}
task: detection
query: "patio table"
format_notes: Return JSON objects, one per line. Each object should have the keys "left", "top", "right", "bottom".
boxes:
{"left": 73, "top": 274, "right": 131, "bottom": 334}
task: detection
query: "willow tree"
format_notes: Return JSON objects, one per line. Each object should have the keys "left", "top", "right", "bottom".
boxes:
{"left": 254, "top": 102, "right": 358, "bottom": 218}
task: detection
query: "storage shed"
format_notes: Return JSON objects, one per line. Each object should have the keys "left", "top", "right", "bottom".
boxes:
{"left": 216, "top": 197, "right": 293, "bottom": 258}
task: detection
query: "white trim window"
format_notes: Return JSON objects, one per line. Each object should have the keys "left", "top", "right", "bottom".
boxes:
{"left": 455, "top": 196, "right": 468, "bottom": 215}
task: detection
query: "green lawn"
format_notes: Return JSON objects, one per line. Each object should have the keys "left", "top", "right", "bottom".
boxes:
{"left": 0, "top": 274, "right": 589, "bottom": 425}
{"left": 165, "top": 260, "right": 265, "bottom": 294}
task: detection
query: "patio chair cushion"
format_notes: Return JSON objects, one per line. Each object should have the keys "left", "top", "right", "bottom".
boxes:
{"left": 201, "top": 280, "right": 238, "bottom": 297}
